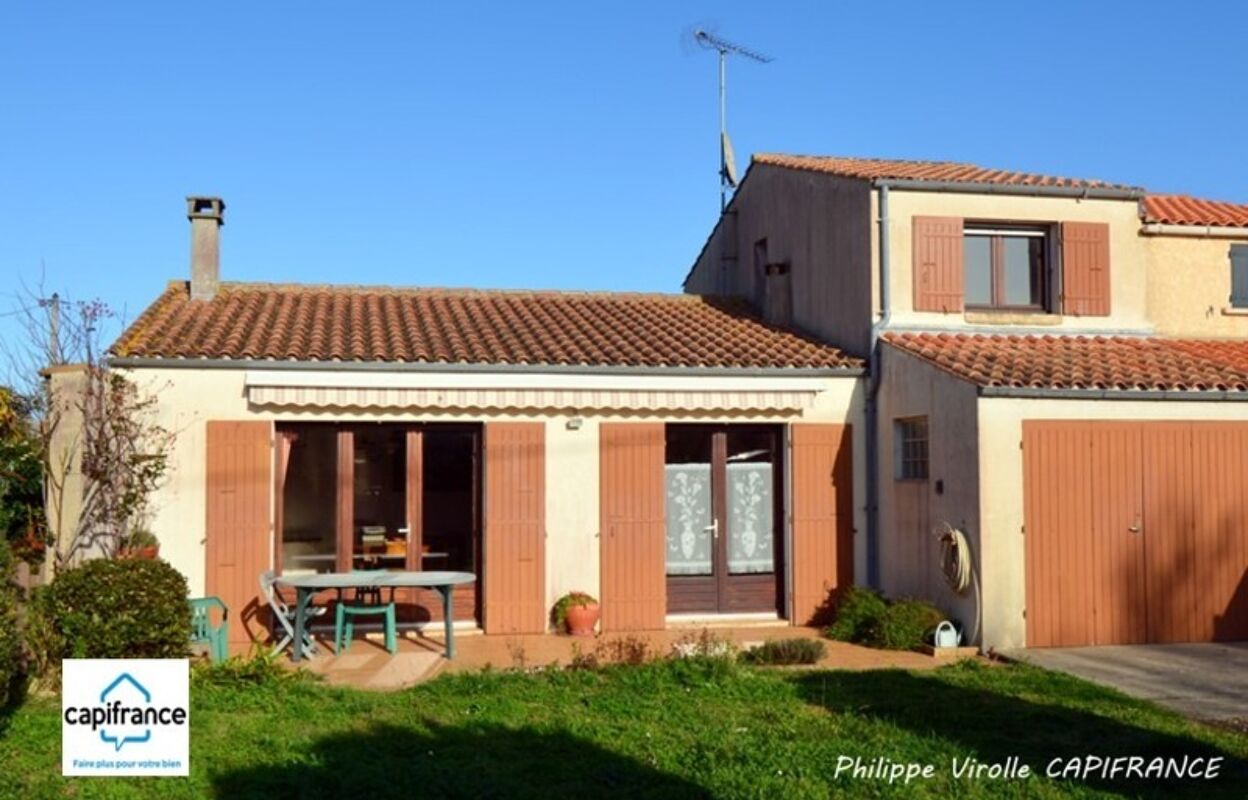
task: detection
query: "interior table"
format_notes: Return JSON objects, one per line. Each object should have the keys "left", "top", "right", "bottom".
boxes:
{"left": 275, "top": 570, "right": 476, "bottom": 662}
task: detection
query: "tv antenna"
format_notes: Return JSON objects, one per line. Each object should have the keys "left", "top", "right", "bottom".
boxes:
{"left": 693, "top": 28, "right": 773, "bottom": 212}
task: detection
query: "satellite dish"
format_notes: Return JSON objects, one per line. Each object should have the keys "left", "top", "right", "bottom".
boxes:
{"left": 721, "top": 131, "right": 738, "bottom": 188}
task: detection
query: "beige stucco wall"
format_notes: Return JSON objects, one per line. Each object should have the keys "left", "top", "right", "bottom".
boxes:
{"left": 1145, "top": 233, "right": 1248, "bottom": 337}
{"left": 124, "top": 366, "right": 866, "bottom": 624}
{"left": 875, "top": 190, "right": 1153, "bottom": 334}
{"left": 977, "top": 396, "right": 1248, "bottom": 651}
{"left": 875, "top": 347, "right": 980, "bottom": 640}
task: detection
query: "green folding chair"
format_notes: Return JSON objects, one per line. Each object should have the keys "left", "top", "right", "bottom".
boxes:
{"left": 334, "top": 571, "right": 397, "bottom": 655}
{"left": 189, "top": 596, "right": 229, "bottom": 662}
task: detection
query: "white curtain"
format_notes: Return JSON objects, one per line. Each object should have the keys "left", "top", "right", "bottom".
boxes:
{"left": 665, "top": 464, "right": 713, "bottom": 575}
{"left": 726, "top": 463, "right": 773, "bottom": 574}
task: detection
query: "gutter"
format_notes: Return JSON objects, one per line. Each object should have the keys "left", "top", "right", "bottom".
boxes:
{"left": 106, "top": 355, "right": 865, "bottom": 379}
{"left": 881, "top": 322, "right": 1155, "bottom": 338}
{"left": 872, "top": 178, "right": 1145, "bottom": 201}
{"left": 1140, "top": 222, "right": 1248, "bottom": 239}
{"left": 864, "top": 184, "right": 892, "bottom": 588}
{"left": 980, "top": 386, "right": 1248, "bottom": 401}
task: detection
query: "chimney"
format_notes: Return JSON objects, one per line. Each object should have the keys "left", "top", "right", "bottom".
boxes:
{"left": 762, "top": 261, "right": 793, "bottom": 327}
{"left": 187, "top": 196, "right": 225, "bottom": 300}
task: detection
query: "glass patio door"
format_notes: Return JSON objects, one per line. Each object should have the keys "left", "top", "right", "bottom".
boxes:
{"left": 664, "top": 425, "right": 782, "bottom": 614}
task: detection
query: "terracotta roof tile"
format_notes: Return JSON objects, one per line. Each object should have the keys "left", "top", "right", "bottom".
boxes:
{"left": 1142, "top": 194, "right": 1248, "bottom": 228}
{"left": 883, "top": 332, "right": 1248, "bottom": 392}
{"left": 753, "top": 154, "right": 1140, "bottom": 191}
{"left": 112, "top": 282, "right": 861, "bottom": 370}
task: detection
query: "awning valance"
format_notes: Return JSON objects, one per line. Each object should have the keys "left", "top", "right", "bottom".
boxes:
{"left": 246, "top": 384, "right": 817, "bottom": 413}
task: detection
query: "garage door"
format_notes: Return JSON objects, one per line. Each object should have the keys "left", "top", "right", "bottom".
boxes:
{"left": 1024, "top": 421, "right": 1248, "bottom": 647}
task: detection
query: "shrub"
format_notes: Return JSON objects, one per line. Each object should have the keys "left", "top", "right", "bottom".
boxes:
{"left": 41, "top": 557, "right": 190, "bottom": 660}
{"left": 595, "top": 634, "right": 651, "bottom": 666}
{"left": 740, "top": 637, "right": 826, "bottom": 666}
{"left": 567, "top": 643, "right": 599, "bottom": 671}
{"left": 823, "top": 586, "right": 888, "bottom": 643}
{"left": 669, "top": 628, "right": 737, "bottom": 660}
{"left": 0, "top": 540, "right": 22, "bottom": 705}
{"left": 192, "top": 649, "right": 316, "bottom": 688}
{"left": 865, "top": 599, "right": 944, "bottom": 651}
{"left": 22, "top": 586, "right": 62, "bottom": 687}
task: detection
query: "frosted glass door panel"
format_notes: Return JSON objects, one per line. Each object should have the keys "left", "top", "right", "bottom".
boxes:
{"left": 665, "top": 464, "right": 713, "bottom": 575}
{"left": 726, "top": 463, "right": 774, "bottom": 574}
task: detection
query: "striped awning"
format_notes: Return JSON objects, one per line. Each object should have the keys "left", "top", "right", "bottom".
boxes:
{"left": 245, "top": 383, "right": 818, "bottom": 413}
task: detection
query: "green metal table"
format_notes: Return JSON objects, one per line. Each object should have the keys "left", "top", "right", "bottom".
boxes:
{"left": 275, "top": 570, "right": 476, "bottom": 662}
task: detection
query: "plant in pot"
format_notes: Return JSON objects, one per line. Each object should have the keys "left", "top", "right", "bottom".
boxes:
{"left": 118, "top": 528, "right": 159, "bottom": 560}
{"left": 553, "top": 591, "right": 599, "bottom": 636}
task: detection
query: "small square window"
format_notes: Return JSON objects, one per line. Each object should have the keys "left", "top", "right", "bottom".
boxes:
{"left": 895, "top": 417, "right": 929, "bottom": 481}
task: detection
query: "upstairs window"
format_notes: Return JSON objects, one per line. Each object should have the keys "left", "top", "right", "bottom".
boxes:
{"left": 894, "top": 417, "right": 929, "bottom": 481}
{"left": 1231, "top": 244, "right": 1248, "bottom": 310}
{"left": 964, "top": 225, "right": 1050, "bottom": 311}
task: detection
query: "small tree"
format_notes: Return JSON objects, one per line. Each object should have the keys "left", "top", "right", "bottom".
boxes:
{"left": 60, "top": 364, "right": 172, "bottom": 564}
{"left": 3, "top": 281, "right": 175, "bottom": 572}
{"left": 0, "top": 388, "right": 47, "bottom": 563}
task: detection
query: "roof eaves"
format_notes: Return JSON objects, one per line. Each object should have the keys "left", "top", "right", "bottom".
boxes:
{"left": 106, "top": 355, "right": 865, "bottom": 377}
{"left": 871, "top": 177, "right": 1145, "bottom": 200}
{"left": 978, "top": 385, "right": 1248, "bottom": 401}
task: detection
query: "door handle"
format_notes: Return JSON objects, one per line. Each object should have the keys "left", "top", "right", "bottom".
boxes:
{"left": 1128, "top": 522, "right": 1141, "bottom": 534}
{"left": 704, "top": 519, "right": 719, "bottom": 539}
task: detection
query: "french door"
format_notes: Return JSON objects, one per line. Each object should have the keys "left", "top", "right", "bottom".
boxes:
{"left": 275, "top": 422, "right": 482, "bottom": 622}
{"left": 664, "top": 425, "right": 784, "bottom": 614}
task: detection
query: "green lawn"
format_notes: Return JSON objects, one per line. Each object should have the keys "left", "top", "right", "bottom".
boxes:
{"left": 1, "top": 659, "right": 1245, "bottom": 799}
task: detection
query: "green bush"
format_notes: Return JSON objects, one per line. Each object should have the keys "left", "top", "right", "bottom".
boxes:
{"left": 0, "top": 540, "right": 22, "bottom": 706}
{"left": 740, "top": 637, "right": 826, "bottom": 666}
{"left": 192, "top": 649, "right": 318, "bottom": 688}
{"left": 22, "top": 585, "right": 61, "bottom": 686}
{"left": 823, "top": 586, "right": 888, "bottom": 643}
{"left": 865, "top": 599, "right": 945, "bottom": 651}
{"left": 41, "top": 557, "right": 190, "bottom": 660}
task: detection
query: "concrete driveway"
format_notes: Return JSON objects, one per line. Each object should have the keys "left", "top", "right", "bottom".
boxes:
{"left": 1009, "top": 642, "right": 1248, "bottom": 722}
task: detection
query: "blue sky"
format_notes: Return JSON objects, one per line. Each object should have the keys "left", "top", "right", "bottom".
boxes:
{"left": 2, "top": 1, "right": 1246, "bottom": 347}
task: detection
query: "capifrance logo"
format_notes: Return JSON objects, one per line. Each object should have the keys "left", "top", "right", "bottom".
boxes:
{"left": 61, "top": 659, "right": 189, "bottom": 776}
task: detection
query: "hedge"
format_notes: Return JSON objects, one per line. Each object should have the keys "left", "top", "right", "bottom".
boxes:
{"left": 40, "top": 557, "right": 190, "bottom": 660}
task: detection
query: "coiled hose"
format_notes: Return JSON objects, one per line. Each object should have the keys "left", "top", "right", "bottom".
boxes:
{"left": 936, "top": 523, "right": 981, "bottom": 647}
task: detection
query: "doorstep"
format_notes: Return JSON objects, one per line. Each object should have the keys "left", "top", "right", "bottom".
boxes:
{"left": 665, "top": 612, "right": 784, "bottom": 629}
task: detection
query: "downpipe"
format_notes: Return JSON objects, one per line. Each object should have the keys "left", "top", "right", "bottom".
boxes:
{"left": 865, "top": 185, "right": 891, "bottom": 588}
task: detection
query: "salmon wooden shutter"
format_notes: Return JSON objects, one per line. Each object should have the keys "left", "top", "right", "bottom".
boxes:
{"left": 205, "top": 420, "right": 273, "bottom": 649}
{"left": 790, "top": 423, "right": 854, "bottom": 625}
{"left": 1061, "top": 222, "right": 1111, "bottom": 316}
{"left": 482, "top": 422, "right": 545, "bottom": 634}
{"left": 912, "top": 216, "right": 964, "bottom": 312}
{"left": 599, "top": 423, "right": 666, "bottom": 632}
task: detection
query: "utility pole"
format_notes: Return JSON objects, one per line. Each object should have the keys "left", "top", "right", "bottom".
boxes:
{"left": 693, "top": 29, "right": 773, "bottom": 212}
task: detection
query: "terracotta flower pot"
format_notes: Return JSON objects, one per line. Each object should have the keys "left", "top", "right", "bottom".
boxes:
{"left": 120, "top": 546, "right": 160, "bottom": 560}
{"left": 565, "top": 602, "right": 600, "bottom": 637}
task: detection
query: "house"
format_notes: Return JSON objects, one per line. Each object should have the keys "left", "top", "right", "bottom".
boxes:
{"left": 685, "top": 153, "right": 1248, "bottom": 651}
{"left": 96, "top": 198, "right": 867, "bottom": 649}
